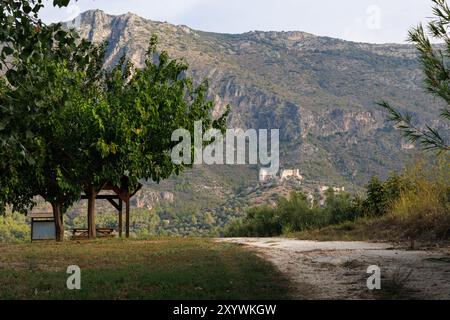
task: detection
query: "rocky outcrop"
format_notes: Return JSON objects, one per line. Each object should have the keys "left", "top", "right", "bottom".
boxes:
{"left": 133, "top": 187, "right": 174, "bottom": 210}
{"left": 65, "top": 10, "right": 446, "bottom": 188}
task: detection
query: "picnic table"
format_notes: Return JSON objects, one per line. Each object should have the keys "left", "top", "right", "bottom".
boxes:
{"left": 72, "top": 228, "right": 115, "bottom": 240}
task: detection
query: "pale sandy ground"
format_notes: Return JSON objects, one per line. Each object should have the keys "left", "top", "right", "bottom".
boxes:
{"left": 217, "top": 238, "right": 450, "bottom": 300}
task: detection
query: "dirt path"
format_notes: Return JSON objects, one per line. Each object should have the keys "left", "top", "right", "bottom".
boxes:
{"left": 218, "top": 238, "right": 450, "bottom": 299}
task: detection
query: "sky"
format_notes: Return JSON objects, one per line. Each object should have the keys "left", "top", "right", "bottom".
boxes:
{"left": 40, "top": 0, "right": 435, "bottom": 44}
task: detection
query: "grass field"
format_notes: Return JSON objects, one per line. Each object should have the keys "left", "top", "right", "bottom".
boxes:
{"left": 0, "top": 238, "right": 290, "bottom": 300}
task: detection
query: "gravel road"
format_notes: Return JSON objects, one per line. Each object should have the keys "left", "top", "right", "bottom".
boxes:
{"left": 218, "top": 238, "right": 450, "bottom": 299}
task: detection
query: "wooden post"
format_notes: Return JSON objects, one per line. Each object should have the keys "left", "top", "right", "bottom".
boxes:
{"left": 87, "top": 187, "right": 97, "bottom": 239}
{"left": 118, "top": 198, "right": 123, "bottom": 238}
{"left": 125, "top": 198, "right": 130, "bottom": 238}
{"left": 31, "top": 218, "right": 34, "bottom": 243}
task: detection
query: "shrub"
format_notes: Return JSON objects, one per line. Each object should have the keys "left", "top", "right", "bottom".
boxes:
{"left": 386, "top": 160, "right": 450, "bottom": 240}
{"left": 225, "top": 192, "right": 334, "bottom": 237}
{"left": 225, "top": 206, "right": 281, "bottom": 237}
{"left": 225, "top": 159, "right": 449, "bottom": 240}
{"left": 363, "top": 173, "right": 411, "bottom": 217}
{"left": 278, "top": 192, "right": 329, "bottom": 231}
{"left": 324, "top": 190, "right": 361, "bottom": 224}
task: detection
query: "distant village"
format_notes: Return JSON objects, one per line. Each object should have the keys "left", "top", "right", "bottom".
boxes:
{"left": 259, "top": 168, "right": 304, "bottom": 183}
{"left": 258, "top": 168, "right": 346, "bottom": 206}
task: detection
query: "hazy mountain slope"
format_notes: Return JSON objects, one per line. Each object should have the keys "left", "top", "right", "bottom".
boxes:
{"left": 64, "top": 10, "right": 445, "bottom": 221}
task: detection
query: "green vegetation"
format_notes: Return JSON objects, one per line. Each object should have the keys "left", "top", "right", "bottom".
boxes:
{"left": 380, "top": 0, "right": 450, "bottom": 152}
{"left": 0, "top": 212, "right": 29, "bottom": 243}
{"left": 225, "top": 190, "right": 361, "bottom": 237}
{"left": 0, "top": 0, "right": 228, "bottom": 241}
{"left": 0, "top": 238, "right": 290, "bottom": 299}
{"left": 292, "top": 161, "right": 449, "bottom": 242}
{"left": 226, "top": 160, "right": 450, "bottom": 242}
{"left": 0, "top": 203, "right": 225, "bottom": 241}
{"left": 226, "top": 1, "right": 449, "bottom": 242}
{"left": 1, "top": 1, "right": 106, "bottom": 238}
{"left": 0, "top": 1, "right": 448, "bottom": 246}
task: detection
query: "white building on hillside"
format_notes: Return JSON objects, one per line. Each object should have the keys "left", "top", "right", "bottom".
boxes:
{"left": 280, "top": 169, "right": 303, "bottom": 181}
{"left": 259, "top": 168, "right": 304, "bottom": 183}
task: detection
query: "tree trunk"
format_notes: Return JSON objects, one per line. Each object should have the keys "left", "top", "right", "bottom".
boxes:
{"left": 118, "top": 198, "right": 123, "bottom": 238}
{"left": 51, "top": 202, "right": 64, "bottom": 242}
{"left": 87, "top": 186, "right": 97, "bottom": 239}
{"left": 125, "top": 198, "right": 130, "bottom": 238}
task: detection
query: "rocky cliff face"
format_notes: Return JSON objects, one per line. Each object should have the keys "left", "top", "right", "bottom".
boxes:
{"left": 67, "top": 10, "right": 444, "bottom": 192}
{"left": 133, "top": 187, "right": 174, "bottom": 210}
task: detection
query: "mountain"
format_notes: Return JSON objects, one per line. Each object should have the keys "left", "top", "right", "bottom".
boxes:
{"left": 63, "top": 10, "right": 446, "bottom": 233}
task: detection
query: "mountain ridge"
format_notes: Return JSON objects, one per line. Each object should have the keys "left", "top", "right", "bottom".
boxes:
{"left": 71, "top": 9, "right": 424, "bottom": 46}
{"left": 61, "top": 10, "right": 446, "bottom": 229}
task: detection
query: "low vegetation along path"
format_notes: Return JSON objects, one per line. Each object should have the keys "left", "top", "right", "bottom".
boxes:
{"left": 218, "top": 238, "right": 450, "bottom": 299}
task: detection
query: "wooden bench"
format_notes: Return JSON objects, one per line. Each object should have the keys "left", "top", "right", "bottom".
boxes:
{"left": 72, "top": 228, "right": 115, "bottom": 240}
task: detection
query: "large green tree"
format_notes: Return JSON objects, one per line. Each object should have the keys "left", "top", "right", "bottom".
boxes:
{"left": 0, "top": 0, "right": 228, "bottom": 241}
{"left": 0, "top": 0, "right": 104, "bottom": 240}
{"left": 380, "top": 0, "right": 450, "bottom": 153}
{"left": 63, "top": 36, "right": 229, "bottom": 239}
{"left": 0, "top": 56, "right": 108, "bottom": 240}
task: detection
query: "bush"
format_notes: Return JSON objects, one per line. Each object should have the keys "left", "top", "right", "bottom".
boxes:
{"left": 363, "top": 173, "right": 411, "bottom": 217}
{"left": 324, "top": 190, "right": 362, "bottom": 224}
{"left": 225, "top": 191, "right": 348, "bottom": 237}
{"left": 277, "top": 193, "right": 329, "bottom": 231}
{"left": 226, "top": 206, "right": 281, "bottom": 237}
{"left": 386, "top": 160, "right": 450, "bottom": 240}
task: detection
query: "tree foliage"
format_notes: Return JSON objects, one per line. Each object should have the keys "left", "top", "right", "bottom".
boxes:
{"left": 0, "top": 0, "right": 229, "bottom": 241}
{"left": 0, "top": 0, "right": 97, "bottom": 221}
{"left": 225, "top": 175, "right": 414, "bottom": 237}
